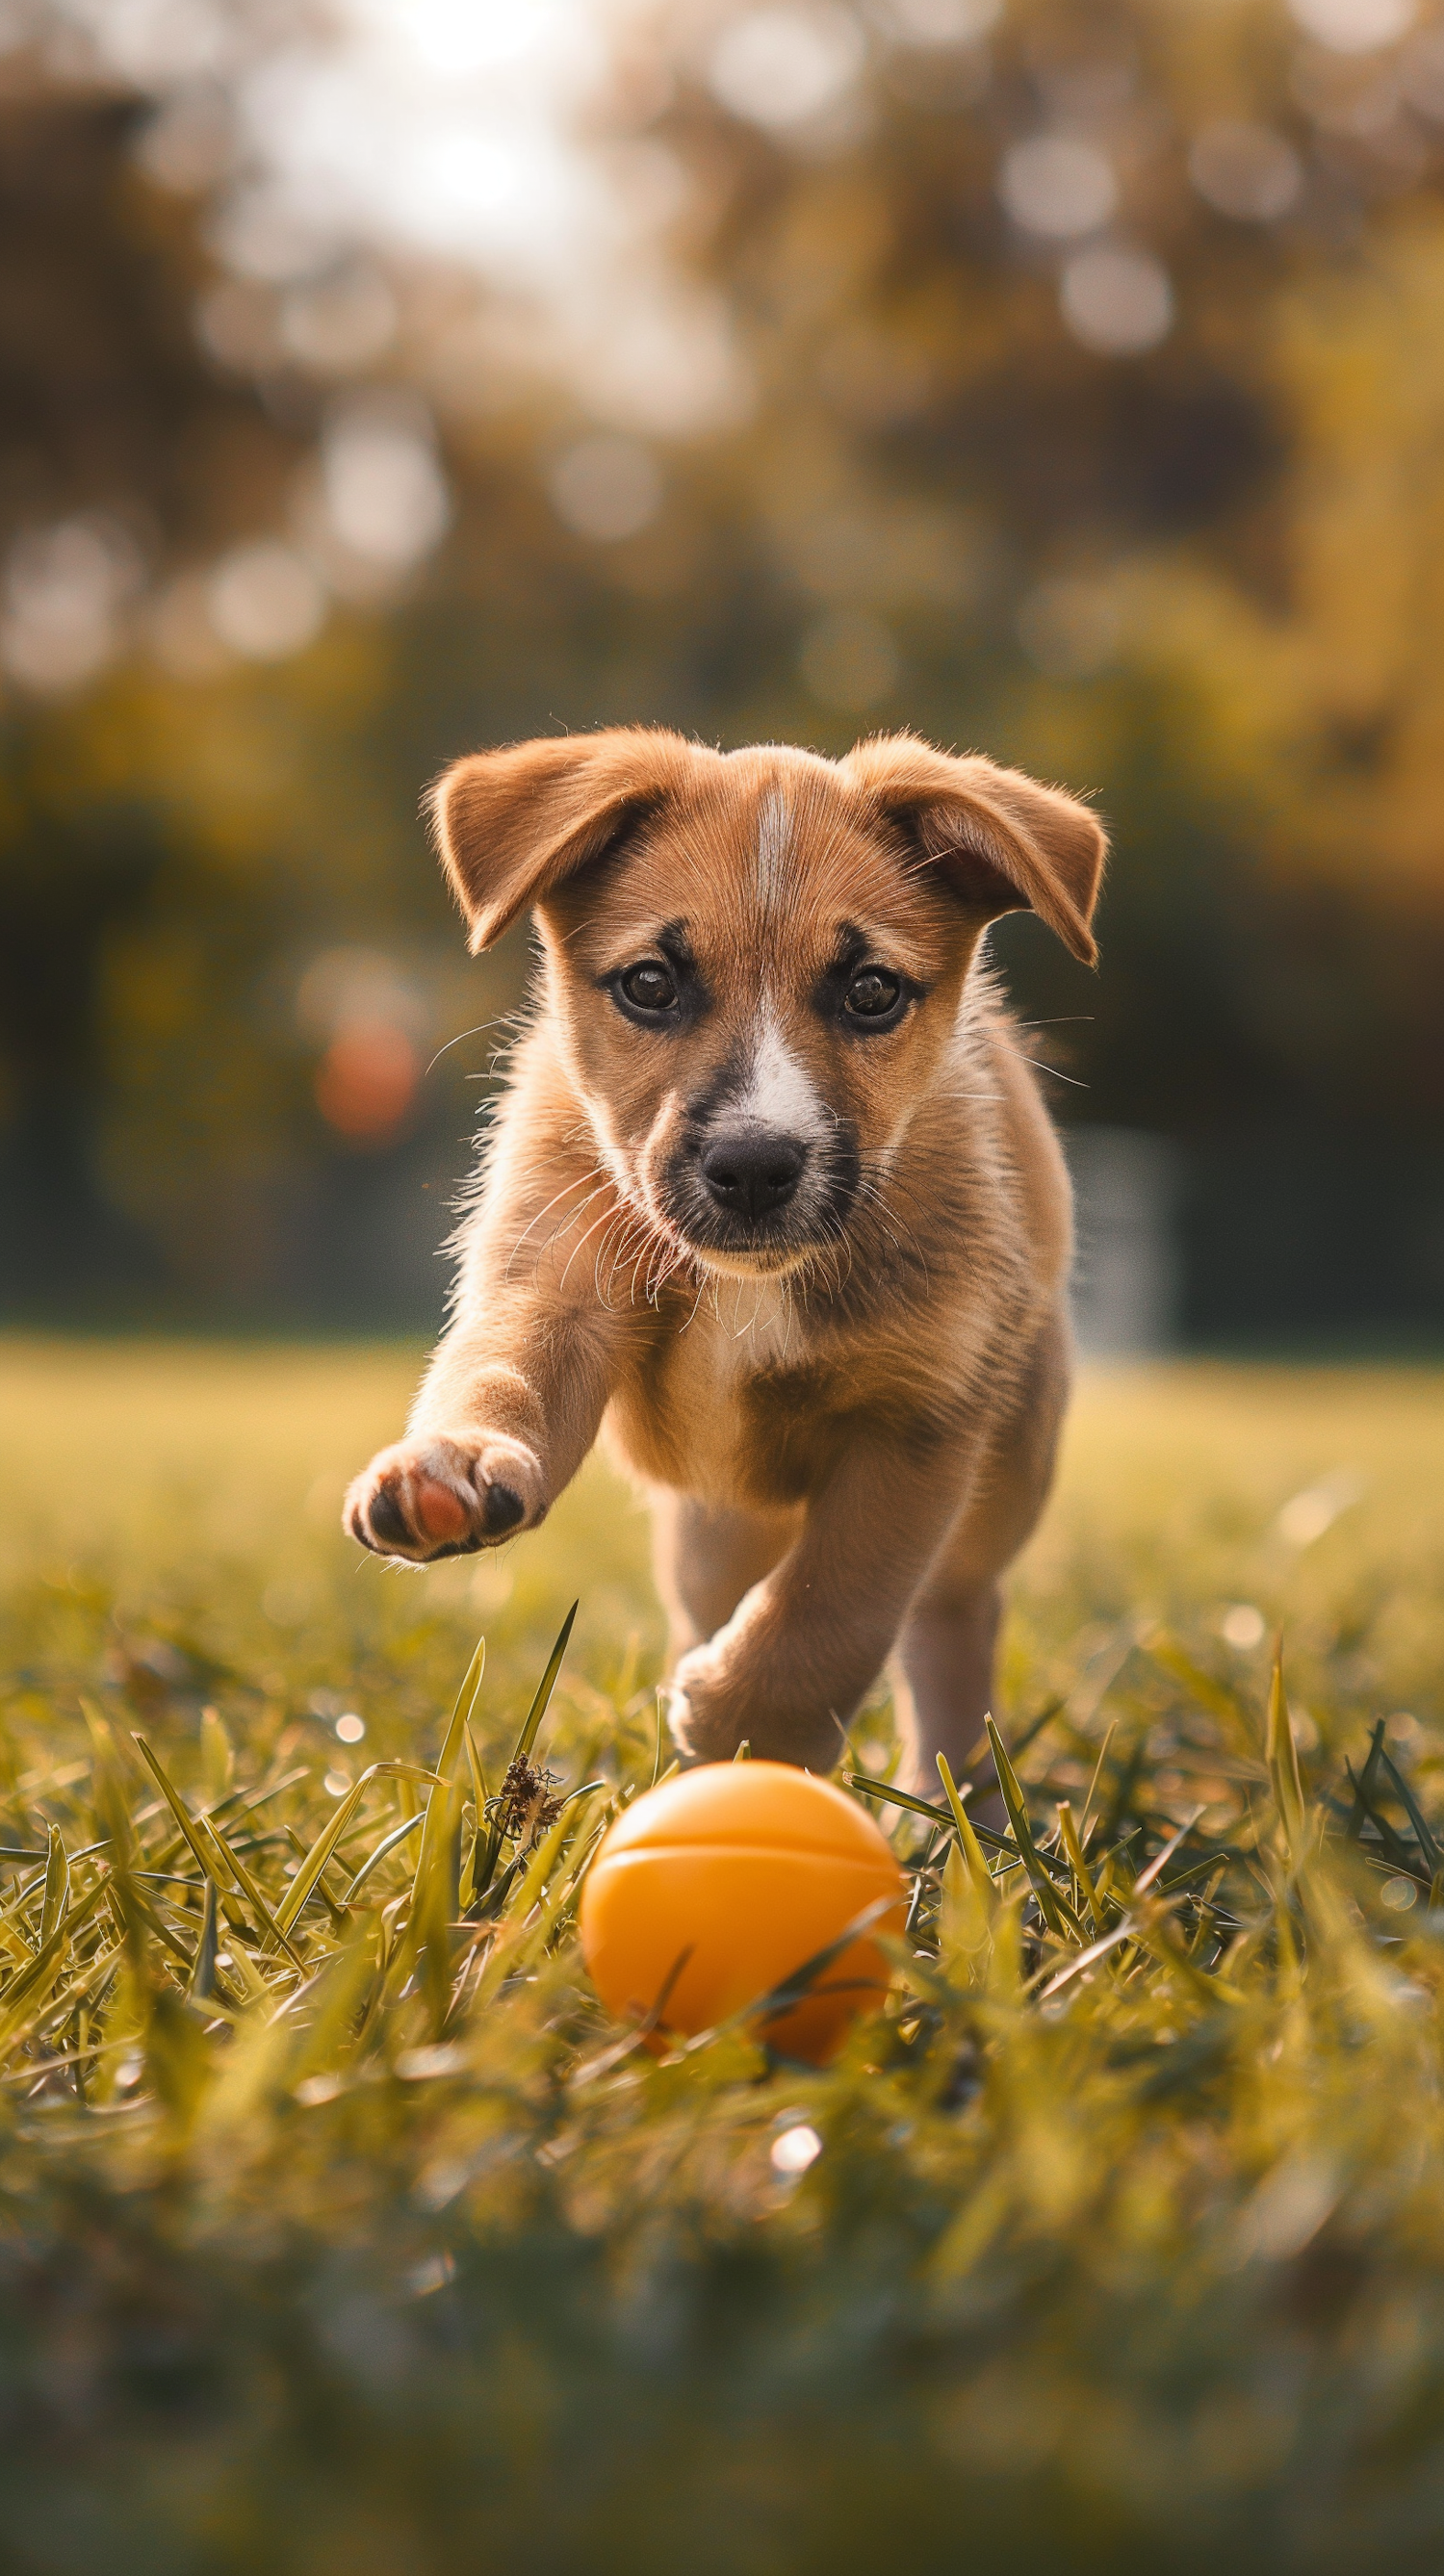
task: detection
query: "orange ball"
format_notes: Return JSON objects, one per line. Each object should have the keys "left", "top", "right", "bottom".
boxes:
{"left": 579, "top": 1761, "right": 905, "bottom": 2064}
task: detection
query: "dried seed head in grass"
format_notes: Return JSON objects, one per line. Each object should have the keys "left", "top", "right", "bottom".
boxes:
{"left": 486, "top": 1754, "right": 563, "bottom": 1850}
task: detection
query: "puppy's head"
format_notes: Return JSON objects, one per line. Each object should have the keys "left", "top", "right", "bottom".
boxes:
{"left": 430, "top": 728, "right": 1105, "bottom": 1280}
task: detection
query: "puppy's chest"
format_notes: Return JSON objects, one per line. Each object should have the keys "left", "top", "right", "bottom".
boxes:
{"left": 615, "top": 1282, "right": 843, "bottom": 1500}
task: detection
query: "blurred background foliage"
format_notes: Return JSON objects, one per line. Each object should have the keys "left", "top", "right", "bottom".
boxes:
{"left": 2, "top": 0, "right": 1442, "bottom": 1340}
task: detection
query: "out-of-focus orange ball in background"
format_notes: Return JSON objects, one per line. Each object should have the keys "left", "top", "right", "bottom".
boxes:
{"left": 314, "top": 1019, "right": 420, "bottom": 1145}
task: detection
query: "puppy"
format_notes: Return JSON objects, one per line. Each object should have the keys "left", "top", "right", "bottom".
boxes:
{"left": 345, "top": 729, "right": 1105, "bottom": 1794}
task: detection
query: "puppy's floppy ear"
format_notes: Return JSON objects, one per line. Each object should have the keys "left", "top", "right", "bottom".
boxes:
{"left": 427, "top": 727, "right": 700, "bottom": 953}
{"left": 842, "top": 734, "right": 1107, "bottom": 966}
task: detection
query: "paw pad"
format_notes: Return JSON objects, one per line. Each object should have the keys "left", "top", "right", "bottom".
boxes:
{"left": 411, "top": 1477, "right": 470, "bottom": 1542}
{"left": 367, "top": 1486, "right": 411, "bottom": 1550}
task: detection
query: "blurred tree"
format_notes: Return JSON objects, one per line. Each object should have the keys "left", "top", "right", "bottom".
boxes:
{"left": 606, "top": 0, "right": 1444, "bottom": 1330}
{"left": 0, "top": 39, "right": 560, "bottom": 1317}
{"left": 2, "top": 0, "right": 1442, "bottom": 1337}
{"left": 0, "top": 70, "right": 308, "bottom": 1308}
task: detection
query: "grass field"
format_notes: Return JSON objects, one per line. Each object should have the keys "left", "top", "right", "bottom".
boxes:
{"left": 2, "top": 1339, "right": 1443, "bottom": 2573}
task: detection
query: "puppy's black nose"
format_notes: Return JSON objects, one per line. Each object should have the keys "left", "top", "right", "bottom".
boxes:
{"left": 700, "top": 1126, "right": 806, "bottom": 1224}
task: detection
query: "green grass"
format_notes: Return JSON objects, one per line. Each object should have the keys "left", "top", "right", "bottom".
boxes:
{"left": 2, "top": 1339, "right": 1443, "bottom": 2574}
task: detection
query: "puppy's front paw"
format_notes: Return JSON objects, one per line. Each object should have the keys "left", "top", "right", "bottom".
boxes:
{"left": 667, "top": 1631, "right": 849, "bottom": 1772}
{"left": 666, "top": 1641, "right": 753, "bottom": 1765}
{"left": 344, "top": 1431, "right": 543, "bottom": 1563}
{"left": 665, "top": 1581, "right": 772, "bottom": 1763}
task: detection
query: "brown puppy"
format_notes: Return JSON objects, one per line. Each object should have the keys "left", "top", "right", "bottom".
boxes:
{"left": 344, "top": 729, "right": 1105, "bottom": 1794}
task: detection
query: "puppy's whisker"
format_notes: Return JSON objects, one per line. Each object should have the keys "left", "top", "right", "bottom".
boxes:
{"left": 515, "top": 1164, "right": 606, "bottom": 1228}
{"left": 676, "top": 1263, "right": 713, "bottom": 1334}
{"left": 424, "top": 1019, "right": 508, "bottom": 1078}
{"left": 598, "top": 1217, "right": 650, "bottom": 1307}
{"left": 863, "top": 1195, "right": 926, "bottom": 1274}
{"left": 649, "top": 1235, "right": 693, "bottom": 1308}
{"left": 505, "top": 1168, "right": 607, "bottom": 1262}
{"left": 556, "top": 1201, "right": 630, "bottom": 1295}
{"left": 1016, "top": 1056, "right": 1089, "bottom": 1089}
{"left": 848, "top": 1177, "right": 927, "bottom": 1287}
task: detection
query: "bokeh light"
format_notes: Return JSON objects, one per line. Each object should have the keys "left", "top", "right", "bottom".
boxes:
{"left": 550, "top": 435, "right": 663, "bottom": 542}
{"left": 707, "top": 7, "right": 866, "bottom": 130}
{"left": 999, "top": 136, "right": 1118, "bottom": 238}
{"left": 1288, "top": 0, "right": 1416, "bottom": 50}
{"left": 207, "top": 541, "right": 328, "bottom": 661}
{"left": 0, "top": 517, "right": 142, "bottom": 694}
{"left": 1059, "top": 245, "right": 1174, "bottom": 355}
{"left": 1188, "top": 120, "right": 1304, "bottom": 220}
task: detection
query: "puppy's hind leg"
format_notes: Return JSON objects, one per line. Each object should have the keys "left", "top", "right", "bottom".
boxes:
{"left": 891, "top": 1580, "right": 1003, "bottom": 1810}
{"left": 891, "top": 1309, "right": 1070, "bottom": 1813}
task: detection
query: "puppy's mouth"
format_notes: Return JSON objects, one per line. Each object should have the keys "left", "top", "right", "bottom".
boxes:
{"left": 653, "top": 1121, "right": 860, "bottom": 1280}
{"left": 677, "top": 1232, "right": 816, "bottom": 1281}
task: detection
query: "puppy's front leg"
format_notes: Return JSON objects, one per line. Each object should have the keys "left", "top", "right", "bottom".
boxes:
{"left": 345, "top": 1154, "right": 626, "bottom": 1562}
{"left": 667, "top": 1436, "right": 977, "bottom": 1772}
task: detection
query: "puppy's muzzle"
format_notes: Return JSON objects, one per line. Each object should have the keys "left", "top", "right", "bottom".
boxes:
{"left": 699, "top": 1122, "right": 806, "bottom": 1227}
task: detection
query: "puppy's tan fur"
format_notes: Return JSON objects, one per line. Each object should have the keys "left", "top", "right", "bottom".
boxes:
{"left": 345, "top": 729, "right": 1105, "bottom": 1792}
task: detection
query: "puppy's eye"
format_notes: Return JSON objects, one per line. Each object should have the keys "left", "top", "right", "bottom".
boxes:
{"left": 618, "top": 961, "right": 679, "bottom": 1016}
{"left": 843, "top": 966, "right": 903, "bottom": 1022}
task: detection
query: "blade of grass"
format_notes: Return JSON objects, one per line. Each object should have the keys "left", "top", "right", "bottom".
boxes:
{"left": 936, "top": 1755, "right": 995, "bottom": 1908}
{"left": 1342, "top": 1744, "right": 1415, "bottom": 1871}
{"left": 1376, "top": 1747, "right": 1441, "bottom": 1875}
{"left": 186, "top": 1796, "right": 302, "bottom": 1968}
{"left": 132, "top": 1736, "right": 302, "bottom": 1966}
{"left": 504, "top": 1789, "right": 606, "bottom": 1971}
{"left": 23, "top": 1944, "right": 125, "bottom": 2057}
{"left": 104, "top": 1869, "right": 200, "bottom": 1972}
{"left": 411, "top": 1651, "right": 481, "bottom": 1919}
{"left": 0, "top": 1873, "right": 112, "bottom": 2050}
{"left": 0, "top": 1858, "right": 51, "bottom": 1957}
{"left": 1132, "top": 1809, "right": 1205, "bottom": 1897}
{"left": 956, "top": 1693, "right": 1067, "bottom": 1781}
{"left": 142, "top": 1765, "right": 313, "bottom": 1880}
{"left": 1344, "top": 1721, "right": 1387, "bottom": 1843}
{"left": 1079, "top": 1719, "right": 1119, "bottom": 1842}
{"left": 1265, "top": 1639, "right": 1305, "bottom": 1865}
{"left": 515, "top": 1604, "right": 577, "bottom": 1768}
{"left": 1095, "top": 1724, "right": 1152, "bottom": 1844}
{"left": 454, "top": 1632, "right": 488, "bottom": 1736}
{"left": 126, "top": 1739, "right": 256, "bottom": 1941}
{"left": 458, "top": 1724, "right": 490, "bottom": 1908}
{"left": 570, "top": 1941, "right": 697, "bottom": 2086}
{"left": 464, "top": 1722, "right": 489, "bottom": 1818}
{"left": 342, "top": 1812, "right": 425, "bottom": 1906}
{"left": 473, "top": 1603, "right": 578, "bottom": 1904}
{"left": 1038, "top": 1918, "right": 1137, "bottom": 2000}
{"left": 1147, "top": 1636, "right": 1260, "bottom": 1751}
{"left": 273, "top": 1762, "right": 442, "bottom": 1938}
{"left": 473, "top": 1795, "right": 593, "bottom": 2006}
{"left": 985, "top": 1717, "right": 1082, "bottom": 1941}
{"left": 188, "top": 1879, "right": 220, "bottom": 2003}
{"left": 1055, "top": 1799, "right": 1101, "bottom": 1929}
{"left": 850, "top": 1775, "right": 1015, "bottom": 1857}
{"left": 414, "top": 1777, "right": 467, "bottom": 2036}
{"left": 281, "top": 1826, "right": 348, "bottom": 1928}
